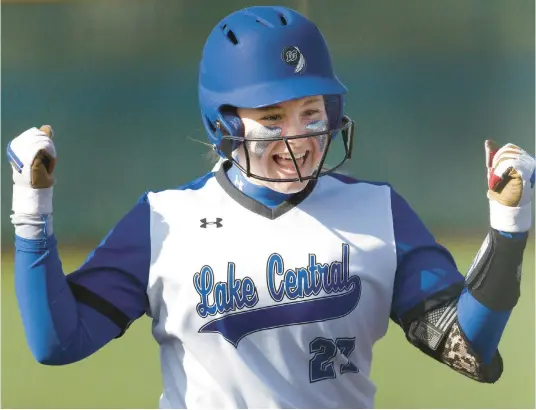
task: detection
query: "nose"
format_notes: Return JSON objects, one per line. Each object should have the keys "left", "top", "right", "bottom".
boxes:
{"left": 284, "top": 115, "right": 307, "bottom": 138}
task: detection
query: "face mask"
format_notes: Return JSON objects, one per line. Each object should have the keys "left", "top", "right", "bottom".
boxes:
{"left": 244, "top": 119, "right": 329, "bottom": 157}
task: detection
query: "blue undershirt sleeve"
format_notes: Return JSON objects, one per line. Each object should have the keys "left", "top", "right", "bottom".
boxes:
{"left": 457, "top": 285, "right": 512, "bottom": 364}
{"left": 14, "top": 194, "right": 151, "bottom": 365}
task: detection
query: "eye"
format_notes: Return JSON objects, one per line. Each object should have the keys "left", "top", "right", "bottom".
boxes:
{"left": 303, "top": 109, "right": 320, "bottom": 117}
{"left": 260, "top": 114, "right": 282, "bottom": 121}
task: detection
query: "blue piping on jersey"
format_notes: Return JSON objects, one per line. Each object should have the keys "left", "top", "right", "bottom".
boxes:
{"left": 175, "top": 171, "right": 216, "bottom": 191}
{"left": 327, "top": 172, "right": 391, "bottom": 188}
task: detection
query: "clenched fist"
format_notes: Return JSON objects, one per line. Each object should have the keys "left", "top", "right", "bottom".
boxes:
{"left": 485, "top": 139, "right": 535, "bottom": 232}
{"left": 7, "top": 125, "right": 56, "bottom": 215}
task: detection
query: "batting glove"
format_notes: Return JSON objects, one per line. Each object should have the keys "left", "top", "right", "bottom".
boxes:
{"left": 485, "top": 139, "right": 535, "bottom": 233}
{"left": 7, "top": 125, "right": 56, "bottom": 215}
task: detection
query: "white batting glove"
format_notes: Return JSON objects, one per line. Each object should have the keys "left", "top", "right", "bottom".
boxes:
{"left": 7, "top": 125, "right": 56, "bottom": 215}
{"left": 485, "top": 140, "right": 535, "bottom": 232}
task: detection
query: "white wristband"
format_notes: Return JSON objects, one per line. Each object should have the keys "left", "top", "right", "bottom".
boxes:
{"left": 12, "top": 184, "right": 53, "bottom": 215}
{"left": 11, "top": 213, "right": 54, "bottom": 239}
{"left": 489, "top": 200, "right": 532, "bottom": 233}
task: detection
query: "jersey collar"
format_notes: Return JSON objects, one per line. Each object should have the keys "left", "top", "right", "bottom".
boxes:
{"left": 215, "top": 160, "right": 317, "bottom": 220}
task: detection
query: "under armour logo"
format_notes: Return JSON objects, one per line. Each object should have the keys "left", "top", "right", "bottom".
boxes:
{"left": 200, "top": 218, "right": 223, "bottom": 228}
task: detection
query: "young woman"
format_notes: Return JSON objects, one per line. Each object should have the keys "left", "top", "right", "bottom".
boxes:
{"left": 7, "top": 6, "right": 534, "bottom": 409}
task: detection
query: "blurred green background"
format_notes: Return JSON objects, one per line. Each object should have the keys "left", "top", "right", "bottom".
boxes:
{"left": 1, "top": 0, "right": 534, "bottom": 408}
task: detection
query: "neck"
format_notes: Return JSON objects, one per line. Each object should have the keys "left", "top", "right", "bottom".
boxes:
{"left": 226, "top": 164, "right": 292, "bottom": 208}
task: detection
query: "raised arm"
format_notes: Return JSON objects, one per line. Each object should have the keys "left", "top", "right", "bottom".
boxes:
{"left": 390, "top": 140, "right": 534, "bottom": 382}
{"left": 8, "top": 126, "right": 150, "bottom": 365}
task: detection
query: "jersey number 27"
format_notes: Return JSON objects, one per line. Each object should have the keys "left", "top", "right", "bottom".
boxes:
{"left": 309, "top": 337, "right": 359, "bottom": 383}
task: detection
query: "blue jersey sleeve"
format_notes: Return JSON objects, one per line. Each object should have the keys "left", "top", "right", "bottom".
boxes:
{"left": 390, "top": 189, "right": 465, "bottom": 324}
{"left": 65, "top": 194, "right": 151, "bottom": 322}
{"left": 15, "top": 194, "right": 151, "bottom": 365}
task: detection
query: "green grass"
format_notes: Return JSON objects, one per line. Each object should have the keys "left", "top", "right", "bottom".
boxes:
{"left": 2, "top": 237, "right": 534, "bottom": 409}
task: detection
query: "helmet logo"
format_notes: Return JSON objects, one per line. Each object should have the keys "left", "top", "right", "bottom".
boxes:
{"left": 281, "top": 46, "right": 306, "bottom": 74}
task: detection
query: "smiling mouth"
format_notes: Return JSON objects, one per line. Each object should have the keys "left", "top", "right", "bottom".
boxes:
{"left": 272, "top": 151, "right": 310, "bottom": 175}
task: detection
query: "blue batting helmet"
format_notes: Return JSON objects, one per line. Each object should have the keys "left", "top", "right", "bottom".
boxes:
{"left": 198, "top": 6, "right": 354, "bottom": 182}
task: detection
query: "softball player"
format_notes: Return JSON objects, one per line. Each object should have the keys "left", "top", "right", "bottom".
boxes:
{"left": 7, "top": 6, "right": 534, "bottom": 408}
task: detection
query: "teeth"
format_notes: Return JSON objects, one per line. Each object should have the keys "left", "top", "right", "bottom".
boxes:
{"left": 276, "top": 152, "right": 306, "bottom": 160}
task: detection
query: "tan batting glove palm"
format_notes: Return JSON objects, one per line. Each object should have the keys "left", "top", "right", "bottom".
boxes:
{"left": 7, "top": 125, "right": 56, "bottom": 215}
{"left": 485, "top": 140, "right": 535, "bottom": 232}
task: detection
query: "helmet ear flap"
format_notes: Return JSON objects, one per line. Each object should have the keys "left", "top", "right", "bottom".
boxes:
{"left": 214, "top": 108, "right": 245, "bottom": 157}
{"left": 324, "top": 94, "right": 343, "bottom": 130}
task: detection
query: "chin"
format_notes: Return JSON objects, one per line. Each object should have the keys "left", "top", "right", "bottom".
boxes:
{"left": 269, "top": 180, "right": 310, "bottom": 194}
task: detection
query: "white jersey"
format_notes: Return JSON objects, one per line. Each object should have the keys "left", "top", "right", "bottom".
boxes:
{"left": 146, "top": 167, "right": 396, "bottom": 408}
{"left": 63, "top": 161, "right": 463, "bottom": 408}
